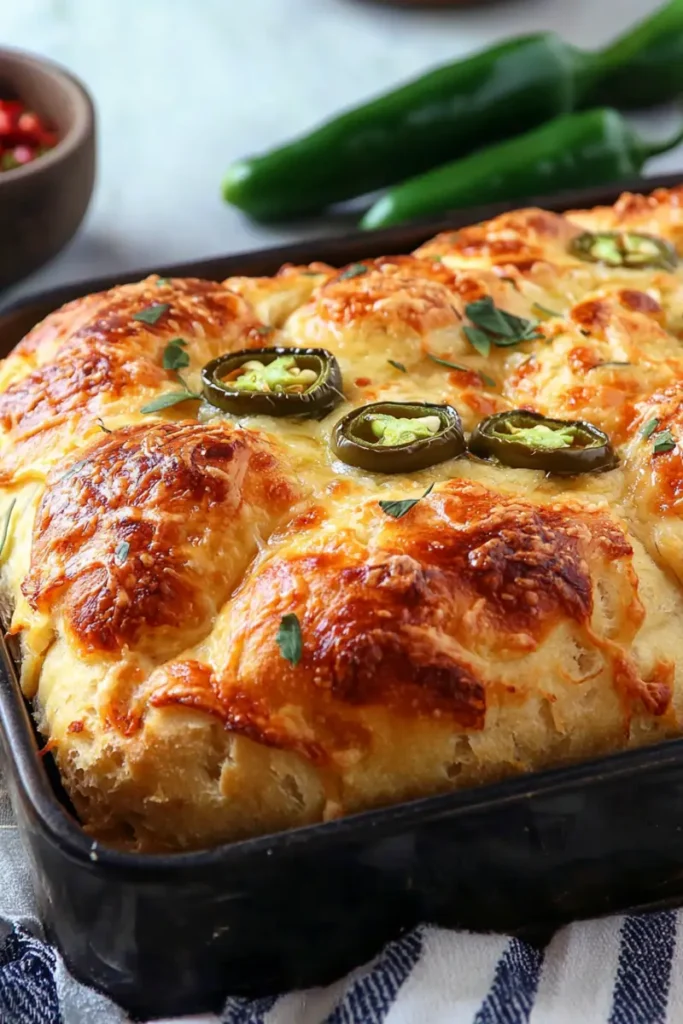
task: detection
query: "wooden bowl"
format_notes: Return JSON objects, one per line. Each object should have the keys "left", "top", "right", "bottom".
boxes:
{"left": 0, "top": 48, "right": 95, "bottom": 289}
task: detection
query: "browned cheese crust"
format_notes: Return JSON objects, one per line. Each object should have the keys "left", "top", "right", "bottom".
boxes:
{"left": 3, "top": 189, "right": 683, "bottom": 851}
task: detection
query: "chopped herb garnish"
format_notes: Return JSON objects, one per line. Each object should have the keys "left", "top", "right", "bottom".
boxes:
{"left": 652, "top": 428, "right": 676, "bottom": 454}
{"left": 276, "top": 612, "right": 303, "bottom": 666}
{"left": 379, "top": 483, "right": 434, "bottom": 520}
{"left": 388, "top": 359, "right": 407, "bottom": 373}
{"left": 589, "top": 361, "right": 632, "bottom": 371}
{"left": 256, "top": 325, "right": 274, "bottom": 336}
{"left": 0, "top": 499, "right": 16, "bottom": 561}
{"left": 580, "top": 329, "right": 591, "bottom": 338}
{"left": 338, "top": 263, "right": 368, "bottom": 281}
{"left": 162, "top": 337, "right": 190, "bottom": 371}
{"left": 430, "top": 255, "right": 444, "bottom": 263}
{"left": 114, "top": 540, "right": 130, "bottom": 565}
{"left": 132, "top": 302, "right": 170, "bottom": 325}
{"left": 641, "top": 417, "right": 660, "bottom": 439}
{"left": 96, "top": 418, "right": 112, "bottom": 433}
{"left": 62, "top": 458, "right": 89, "bottom": 480}
{"left": 140, "top": 390, "right": 200, "bottom": 414}
{"left": 427, "top": 353, "right": 495, "bottom": 387}
{"left": 155, "top": 277, "right": 170, "bottom": 287}
{"left": 463, "top": 326, "right": 491, "bottom": 357}
{"left": 531, "top": 302, "right": 561, "bottom": 319}
{"left": 464, "top": 297, "right": 543, "bottom": 352}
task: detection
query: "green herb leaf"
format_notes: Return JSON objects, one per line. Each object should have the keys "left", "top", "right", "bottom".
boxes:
{"left": 156, "top": 277, "right": 170, "bottom": 287}
{"left": 140, "top": 391, "right": 199, "bottom": 414}
{"left": 427, "top": 353, "right": 495, "bottom": 387}
{"left": 174, "top": 371, "right": 199, "bottom": 394}
{"left": 162, "top": 337, "right": 190, "bottom": 371}
{"left": 465, "top": 296, "right": 542, "bottom": 349}
{"left": 641, "top": 417, "right": 660, "bottom": 439}
{"left": 589, "top": 361, "right": 632, "bottom": 371}
{"left": 276, "top": 612, "right": 303, "bottom": 666}
{"left": 132, "top": 303, "right": 170, "bottom": 325}
{"left": 96, "top": 418, "right": 112, "bottom": 433}
{"left": 653, "top": 428, "right": 676, "bottom": 454}
{"left": 256, "top": 324, "right": 274, "bottom": 336}
{"left": 62, "top": 458, "right": 89, "bottom": 480}
{"left": 430, "top": 255, "right": 443, "bottom": 263}
{"left": 339, "top": 263, "right": 368, "bottom": 281}
{"left": 379, "top": 483, "right": 434, "bottom": 520}
{"left": 0, "top": 499, "right": 16, "bottom": 561}
{"left": 531, "top": 302, "right": 561, "bottom": 319}
{"left": 463, "top": 326, "right": 491, "bottom": 357}
{"left": 114, "top": 540, "right": 130, "bottom": 564}
{"left": 467, "top": 297, "right": 516, "bottom": 337}
{"left": 388, "top": 359, "right": 407, "bottom": 373}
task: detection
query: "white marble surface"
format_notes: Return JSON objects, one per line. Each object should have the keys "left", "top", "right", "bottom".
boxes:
{"left": 2, "top": 0, "right": 680, "bottom": 308}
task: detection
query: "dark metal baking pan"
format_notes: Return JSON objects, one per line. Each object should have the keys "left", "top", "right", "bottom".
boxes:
{"left": 1, "top": 172, "right": 683, "bottom": 1021}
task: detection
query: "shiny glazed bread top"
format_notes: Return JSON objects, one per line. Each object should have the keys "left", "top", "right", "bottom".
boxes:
{"left": 2, "top": 186, "right": 683, "bottom": 851}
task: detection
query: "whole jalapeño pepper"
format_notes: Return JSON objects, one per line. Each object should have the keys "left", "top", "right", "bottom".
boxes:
{"left": 362, "top": 109, "right": 683, "bottom": 230}
{"left": 223, "top": 1, "right": 683, "bottom": 222}
{"left": 223, "top": 34, "right": 590, "bottom": 220}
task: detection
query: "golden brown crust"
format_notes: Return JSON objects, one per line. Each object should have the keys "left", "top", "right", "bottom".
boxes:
{"left": 5, "top": 186, "right": 683, "bottom": 851}
{"left": 21, "top": 421, "right": 300, "bottom": 661}
{"left": 0, "top": 275, "right": 266, "bottom": 484}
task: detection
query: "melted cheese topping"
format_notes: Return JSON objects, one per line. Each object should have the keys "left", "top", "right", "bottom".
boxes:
{"left": 5, "top": 188, "right": 683, "bottom": 852}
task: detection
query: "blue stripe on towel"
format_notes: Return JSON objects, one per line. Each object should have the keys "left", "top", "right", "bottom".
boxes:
{"left": 323, "top": 926, "right": 424, "bottom": 1024}
{"left": 608, "top": 911, "right": 677, "bottom": 1024}
{"left": 473, "top": 936, "right": 545, "bottom": 1024}
{"left": 222, "top": 993, "right": 279, "bottom": 1024}
{"left": 0, "top": 926, "right": 60, "bottom": 1024}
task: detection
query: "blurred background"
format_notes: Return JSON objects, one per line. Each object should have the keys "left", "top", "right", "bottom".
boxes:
{"left": 2, "top": 0, "right": 680, "bottom": 308}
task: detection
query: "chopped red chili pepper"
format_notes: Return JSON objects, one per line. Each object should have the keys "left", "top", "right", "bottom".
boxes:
{"left": 0, "top": 97, "right": 58, "bottom": 172}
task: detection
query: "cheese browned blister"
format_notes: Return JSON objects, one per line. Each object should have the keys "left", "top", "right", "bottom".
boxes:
{"left": 3, "top": 186, "right": 683, "bottom": 851}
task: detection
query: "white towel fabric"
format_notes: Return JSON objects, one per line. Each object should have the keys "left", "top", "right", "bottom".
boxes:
{"left": 0, "top": 774, "right": 678, "bottom": 1024}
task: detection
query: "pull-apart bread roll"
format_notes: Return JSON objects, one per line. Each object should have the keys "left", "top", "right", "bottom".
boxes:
{"left": 3, "top": 188, "right": 683, "bottom": 851}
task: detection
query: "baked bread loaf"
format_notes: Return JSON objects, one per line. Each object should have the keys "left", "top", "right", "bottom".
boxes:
{"left": 3, "top": 186, "right": 683, "bottom": 852}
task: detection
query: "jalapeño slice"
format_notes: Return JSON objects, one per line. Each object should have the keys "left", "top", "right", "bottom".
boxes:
{"left": 202, "top": 346, "right": 343, "bottom": 418}
{"left": 569, "top": 230, "right": 678, "bottom": 271}
{"left": 332, "top": 401, "right": 465, "bottom": 474}
{"left": 469, "top": 410, "right": 617, "bottom": 475}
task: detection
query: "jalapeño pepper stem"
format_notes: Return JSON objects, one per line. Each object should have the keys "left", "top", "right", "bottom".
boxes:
{"left": 587, "top": 0, "right": 683, "bottom": 110}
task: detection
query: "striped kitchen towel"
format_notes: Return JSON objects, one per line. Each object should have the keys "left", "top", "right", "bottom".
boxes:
{"left": 0, "top": 776, "right": 680, "bottom": 1024}
{"left": 2, "top": 911, "right": 682, "bottom": 1024}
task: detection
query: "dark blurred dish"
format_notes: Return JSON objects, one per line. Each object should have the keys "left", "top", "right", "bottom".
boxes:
{"left": 0, "top": 48, "right": 95, "bottom": 289}
{"left": 366, "top": 1, "right": 504, "bottom": 5}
